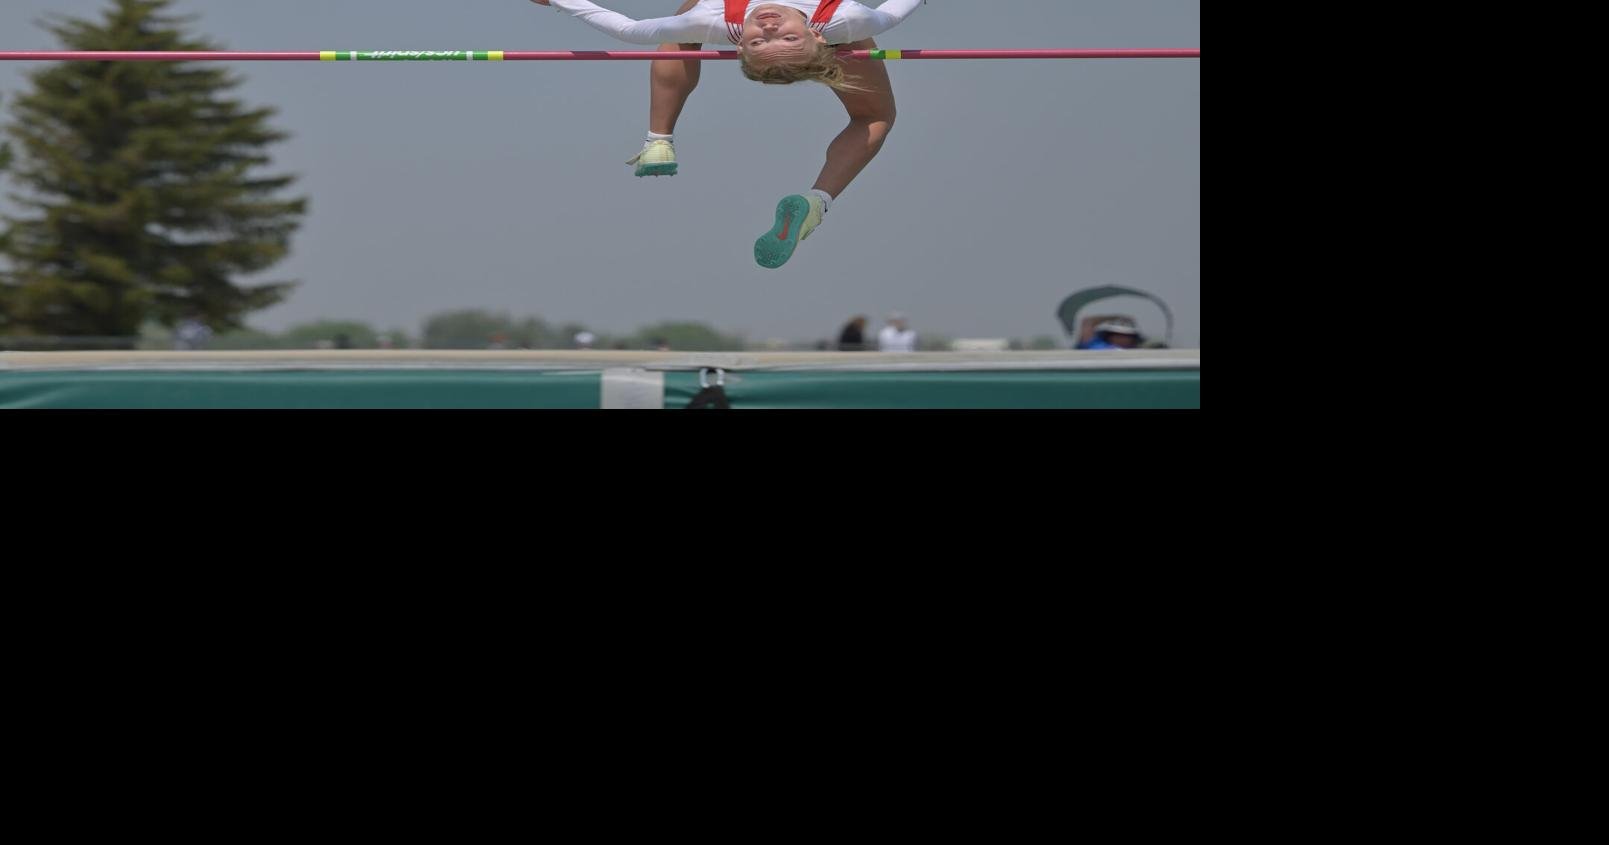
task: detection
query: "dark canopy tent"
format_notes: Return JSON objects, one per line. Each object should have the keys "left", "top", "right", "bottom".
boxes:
{"left": 1056, "top": 286, "right": 1175, "bottom": 347}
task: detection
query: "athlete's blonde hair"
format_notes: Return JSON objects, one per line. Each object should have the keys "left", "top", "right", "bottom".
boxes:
{"left": 740, "top": 40, "right": 867, "bottom": 93}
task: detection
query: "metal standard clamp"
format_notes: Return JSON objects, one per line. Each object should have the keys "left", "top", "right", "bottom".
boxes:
{"left": 688, "top": 368, "right": 732, "bottom": 410}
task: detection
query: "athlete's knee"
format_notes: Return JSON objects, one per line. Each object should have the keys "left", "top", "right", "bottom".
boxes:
{"left": 859, "top": 113, "right": 895, "bottom": 149}
{"left": 849, "top": 101, "right": 896, "bottom": 134}
{"left": 877, "top": 110, "right": 896, "bottom": 138}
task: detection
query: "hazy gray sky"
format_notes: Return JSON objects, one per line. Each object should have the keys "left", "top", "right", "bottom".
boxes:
{"left": 2, "top": 1, "right": 1200, "bottom": 345}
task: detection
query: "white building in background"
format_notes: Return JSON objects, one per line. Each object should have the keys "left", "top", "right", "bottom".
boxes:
{"left": 950, "top": 339, "right": 1010, "bottom": 353}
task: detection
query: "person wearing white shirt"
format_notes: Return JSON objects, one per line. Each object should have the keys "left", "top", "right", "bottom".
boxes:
{"left": 878, "top": 312, "right": 917, "bottom": 352}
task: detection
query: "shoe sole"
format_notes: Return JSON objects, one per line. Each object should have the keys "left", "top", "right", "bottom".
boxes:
{"left": 755, "top": 195, "right": 812, "bottom": 269}
{"left": 635, "top": 163, "right": 678, "bottom": 177}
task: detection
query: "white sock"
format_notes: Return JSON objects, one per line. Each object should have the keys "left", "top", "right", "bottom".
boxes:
{"left": 646, "top": 131, "right": 674, "bottom": 144}
{"left": 810, "top": 189, "right": 834, "bottom": 214}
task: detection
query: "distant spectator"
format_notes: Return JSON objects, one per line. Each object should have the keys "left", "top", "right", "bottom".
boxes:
{"left": 174, "top": 315, "right": 212, "bottom": 351}
{"left": 1080, "top": 320, "right": 1142, "bottom": 350}
{"left": 574, "top": 331, "right": 597, "bottom": 350}
{"left": 838, "top": 316, "right": 869, "bottom": 351}
{"left": 878, "top": 312, "right": 917, "bottom": 352}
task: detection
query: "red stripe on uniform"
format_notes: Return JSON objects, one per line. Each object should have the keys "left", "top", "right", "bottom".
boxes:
{"left": 810, "top": 0, "right": 845, "bottom": 29}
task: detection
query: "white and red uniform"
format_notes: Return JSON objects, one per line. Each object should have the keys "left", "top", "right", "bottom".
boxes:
{"left": 546, "top": 0, "right": 925, "bottom": 46}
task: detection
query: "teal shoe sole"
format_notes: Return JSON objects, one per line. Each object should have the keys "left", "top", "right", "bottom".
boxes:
{"left": 755, "top": 195, "right": 812, "bottom": 269}
{"left": 635, "top": 162, "right": 678, "bottom": 177}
